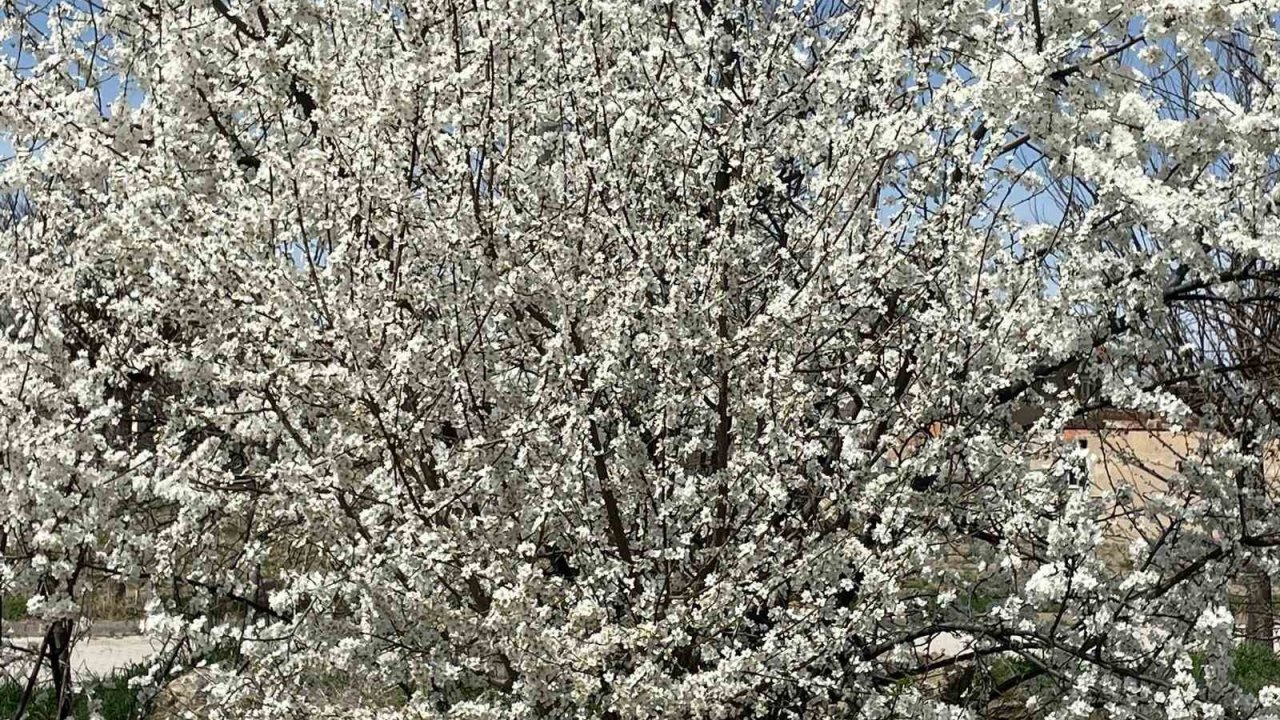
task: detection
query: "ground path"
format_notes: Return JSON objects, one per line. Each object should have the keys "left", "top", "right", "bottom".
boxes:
{"left": 2, "top": 622, "right": 154, "bottom": 683}
{"left": 0, "top": 624, "right": 973, "bottom": 685}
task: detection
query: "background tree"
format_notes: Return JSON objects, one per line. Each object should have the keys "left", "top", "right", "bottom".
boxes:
{"left": 1088, "top": 27, "right": 1280, "bottom": 656}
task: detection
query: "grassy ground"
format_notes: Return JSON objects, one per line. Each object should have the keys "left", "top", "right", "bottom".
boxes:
{"left": 0, "top": 663, "right": 147, "bottom": 720}
{"left": 1226, "top": 642, "right": 1280, "bottom": 693}
{"left": 1, "top": 633, "right": 1278, "bottom": 719}
{"left": 2, "top": 594, "right": 27, "bottom": 622}
{"left": 2, "top": 588, "right": 145, "bottom": 717}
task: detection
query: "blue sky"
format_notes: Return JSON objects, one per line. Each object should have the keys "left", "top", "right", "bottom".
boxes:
{"left": 0, "top": 0, "right": 145, "bottom": 166}
{"left": 0, "top": 2, "right": 1268, "bottom": 239}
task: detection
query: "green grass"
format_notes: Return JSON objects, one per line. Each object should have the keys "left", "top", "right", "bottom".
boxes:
{"left": 2, "top": 594, "right": 27, "bottom": 621}
{"left": 960, "top": 592, "right": 998, "bottom": 615}
{"left": 987, "top": 655, "right": 1038, "bottom": 686}
{"left": 1190, "top": 643, "right": 1280, "bottom": 694}
{"left": 1230, "top": 642, "right": 1280, "bottom": 694}
{"left": 0, "top": 664, "right": 146, "bottom": 720}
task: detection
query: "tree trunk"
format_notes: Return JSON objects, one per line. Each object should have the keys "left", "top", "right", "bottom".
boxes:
{"left": 48, "top": 618, "right": 76, "bottom": 719}
{"left": 1245, "top": 561, "right": 1275, "bottom": 651}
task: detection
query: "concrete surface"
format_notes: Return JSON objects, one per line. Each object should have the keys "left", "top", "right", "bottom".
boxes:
{"left": 917, "top": 631, "right": 972, "bottom": 658}
{"left": 2, "top": 633, "right": 155, "bottom": 683}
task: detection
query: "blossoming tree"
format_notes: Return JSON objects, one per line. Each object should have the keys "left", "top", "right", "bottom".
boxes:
{"left": 4, "top": 1, "right": 1280, "bottom": 718}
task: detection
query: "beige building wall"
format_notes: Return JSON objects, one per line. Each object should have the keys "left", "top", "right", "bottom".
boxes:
{"left": 1066, "top": 424, "right": 1193, "bottom": 499}
{"left": 1062, "top": 422, "right": 1278, "bottom": 560}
